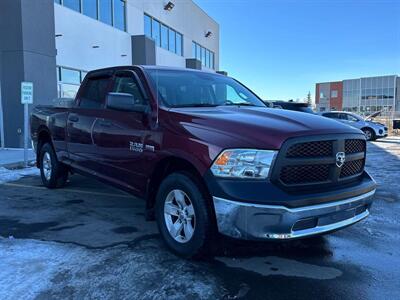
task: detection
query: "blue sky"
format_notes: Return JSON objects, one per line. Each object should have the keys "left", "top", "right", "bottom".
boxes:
{"left": 194, "top": 0, "right": 400, "bottom": 101}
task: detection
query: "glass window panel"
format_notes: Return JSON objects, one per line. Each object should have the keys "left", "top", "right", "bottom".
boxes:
{"left": 61, "top": 68, "right": 81, "bottom": 85}
{"left": 63, "top": 0, "right": 81, "bottom": 12}
{"left": 99, "top": 0, "right": 112, "bottom": 25}
{"left": 196, "top": 44, "right": 200, "bottom": 59}
{"left": 201, "top": 47, "right": 206, "bottom": 65}
{"left": 176, "top": 33, "right": 182, "bottom": 56}
{"left": 144, "top": 15, "right": 152, "bottom": 38}
{"left": 210, "top": 52, "right": 214, "bottom": 69}
{"left": 83, "top": 0, "right": 97, "bottom": 19}
{"left": 192, "top": 42, "right": 196, "bottom": 58}
{"left": 168, "top": 29, "right": 176, "bottom": 53}
{"left": 161, "top": 24, "right": 168, "bottom": 49}
{"left": 113, "top": 0, "right": 126, "bottom": 30}
{"left": 61, "top": 84, "right": 80, "bottom": 99}
{"left": 206, "top": 50, "right": 210, "bottom": 68}
{"left": 152, "top": 19, "right": 160, "bottom": 46}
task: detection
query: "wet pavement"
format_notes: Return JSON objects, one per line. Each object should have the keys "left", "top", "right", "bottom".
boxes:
{"left": 0, "top": 137, "right": 399, "bottom": 299}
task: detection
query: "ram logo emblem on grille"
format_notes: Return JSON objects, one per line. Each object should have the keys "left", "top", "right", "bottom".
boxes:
{"left": 336, "top": 152, "right": 346, "bottom": 168}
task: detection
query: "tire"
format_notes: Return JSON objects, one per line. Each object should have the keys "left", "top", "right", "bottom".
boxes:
{"left": 39, "top": 143, "right": 68, "bottom": 188}
{"left": 362, "top": 128, "right": 375, "bottom": 141}
{"left": 155, "top": 172, "right": 214, "bottom": 258}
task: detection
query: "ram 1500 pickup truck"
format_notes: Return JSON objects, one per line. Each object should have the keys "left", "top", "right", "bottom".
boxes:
{"left": 31, "top": 66, "right": 376, "bottom": 257}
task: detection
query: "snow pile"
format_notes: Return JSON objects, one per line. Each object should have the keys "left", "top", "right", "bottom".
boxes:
{"left": 0, "top": 167, "right": 39, "bottom": 184}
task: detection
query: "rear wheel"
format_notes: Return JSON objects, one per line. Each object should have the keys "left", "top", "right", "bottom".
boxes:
{"left": 362, "top": 128, "right": 375, "bottom": 141}
{"left": 155, "top": 172, "right": 214, "bottom": 258}
{"left": 39, "top": 143, "right": 68, "bottom": 188}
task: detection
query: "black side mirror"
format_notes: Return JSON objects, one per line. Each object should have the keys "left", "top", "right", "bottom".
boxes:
{"left": 106, "top": 92, "right": 148, "bottom": 113}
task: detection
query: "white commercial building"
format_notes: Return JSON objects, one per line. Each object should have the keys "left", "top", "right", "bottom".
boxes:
{"left": 0, "top": 0, "right": 220, "bottom": 147}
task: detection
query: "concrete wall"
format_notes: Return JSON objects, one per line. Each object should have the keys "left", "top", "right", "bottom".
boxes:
{"left": 0, "top": 0, "right": 57, "bottom": 147}
{"left": 55, "top": 4, "right": 132, "bottom": 71}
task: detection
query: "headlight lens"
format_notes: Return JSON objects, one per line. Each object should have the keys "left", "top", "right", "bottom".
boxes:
{"left": 210, "top": 149, "right": 277, "bottom": 179}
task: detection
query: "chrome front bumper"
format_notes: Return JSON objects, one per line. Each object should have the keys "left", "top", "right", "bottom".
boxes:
{"left": 213, "top": 190, "right": 375, "bottom": 240}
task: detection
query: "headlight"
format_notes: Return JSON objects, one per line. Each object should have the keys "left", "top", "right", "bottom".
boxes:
{"left": 210, "top": 149, "right": 277, "bottom": 179}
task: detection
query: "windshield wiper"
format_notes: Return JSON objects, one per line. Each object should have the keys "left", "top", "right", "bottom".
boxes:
{"left": 224, "top": 102, "right": 257, "bottom": 107}
{"left": 172, "top": 103, "right": 219, "bottom": 108}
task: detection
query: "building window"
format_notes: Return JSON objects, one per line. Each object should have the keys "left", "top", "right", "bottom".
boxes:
{"left": 161, "top": 24, "right": 169, "bottom": 50}
{"left": 144, "top": 14, "right": 184, "bottom": 56}
{"left": 192, "top": 41, "right": 215, "bottom": 69}
{"left": 151, "top": 19, "right": 161, "bottom": 47}
{"left": 82, "top": 0, "right": 97, "bottom": 19}
{"left": 99, "top": 0, "right": 112, "bottom": 25}
{"left": 113, "top": 0, "right": 126, "bottom": 31}
{"left": 176, "top": 33, "right": 182, "bottom": 56}
{"left": 57, "top": 66, "right": 87, "bottom": 99}
{"left": 63, "top": 0, "right": 81, "bottom": 12}
{"left": 144, "top": 14, "right": 152, "bottom": 37}
{"left": 59, "top": 0, "right": 125, "bottom": 31}
{"left": 331, "top": 90, "right": 338, "bottom": 98}
{"left": 168, "top": 29, "right": 176, "bottom": 53}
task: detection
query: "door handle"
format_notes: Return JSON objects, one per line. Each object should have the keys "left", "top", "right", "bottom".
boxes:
{"left": 68, "top": 114, "right": 79, "bottom": 122}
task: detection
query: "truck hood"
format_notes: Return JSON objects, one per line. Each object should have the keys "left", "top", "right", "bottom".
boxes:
{"left": 167, "top": 106, "right": 361, "bottom": 150}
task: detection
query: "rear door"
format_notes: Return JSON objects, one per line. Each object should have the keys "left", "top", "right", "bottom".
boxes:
{"left": 92, "top": 70, "right": 154, "bottom": 194}
{"left": 66, "top": 72, "right": 112, "bottom": 172}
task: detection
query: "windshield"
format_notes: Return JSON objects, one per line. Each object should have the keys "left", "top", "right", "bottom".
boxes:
{"left": 298, "top": 107, "right": 315, "bottom": 114}
{"left": 146, "top": 69, "right": 266, "bottom": 108}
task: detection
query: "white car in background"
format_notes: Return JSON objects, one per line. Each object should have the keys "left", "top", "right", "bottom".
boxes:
{"left": 321, "top": 111, "right": 388, "bottom": 141}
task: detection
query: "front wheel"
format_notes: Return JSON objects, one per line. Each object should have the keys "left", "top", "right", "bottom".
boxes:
{"left": 39, "top": 143, "right": 68, "bottom": 188}
{"left": 155, "top": 172, "right": 214, "bottom": 258}
{"left": 362, "top": 128, "right": 375, "bottom": 141}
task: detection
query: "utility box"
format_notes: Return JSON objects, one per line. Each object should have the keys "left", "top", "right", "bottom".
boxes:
{"left": 393, "top": 120, "right": 400, "bottom": 130}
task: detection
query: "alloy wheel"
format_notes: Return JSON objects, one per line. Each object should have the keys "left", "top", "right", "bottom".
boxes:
{"left": 164, "top": 189, "right": 196, "bottom": 243}
{"left": 42, "top": 152, "right": 52, "bottom": 180}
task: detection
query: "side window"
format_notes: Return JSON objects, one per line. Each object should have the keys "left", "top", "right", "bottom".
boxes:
{"left": 112, "top": 72, "right": 146, "bottom": 106}
{"left": 79, "top": 76, "right": 111, "bottom": 109}
{"left": 324, "top": 113, "right": 338, "bottom": 119}
{"left": 347, "top": 114, "right": 359, "bottom": 122}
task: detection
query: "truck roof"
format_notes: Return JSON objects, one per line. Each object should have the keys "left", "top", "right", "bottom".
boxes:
{"left": 86, "top": 65, "right": 220, "bottom": 76}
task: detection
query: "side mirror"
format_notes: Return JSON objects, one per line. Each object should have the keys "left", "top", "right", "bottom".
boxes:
{"left": 106, "top": 92, "right": 148, "bottom": 113}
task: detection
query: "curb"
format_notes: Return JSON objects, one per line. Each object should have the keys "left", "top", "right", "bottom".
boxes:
{"left": 0, "top": 160, "right": 36, "bottom": 170}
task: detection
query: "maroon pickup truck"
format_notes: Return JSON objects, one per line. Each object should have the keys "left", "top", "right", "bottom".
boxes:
{"left": 31, "top": 66, "right": 376, "bottom": 257}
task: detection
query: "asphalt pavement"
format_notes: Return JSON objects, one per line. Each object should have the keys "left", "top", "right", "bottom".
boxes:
{"left": 0, "top": 137, "right": 399, "bottom": 299}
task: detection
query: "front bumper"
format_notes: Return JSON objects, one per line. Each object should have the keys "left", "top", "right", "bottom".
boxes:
{"left": 213, "top": 189, "right": 375, "bottom": 240}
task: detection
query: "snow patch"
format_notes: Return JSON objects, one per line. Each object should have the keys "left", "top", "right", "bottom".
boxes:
{"left": 0, "top": 167, "right": 39, "bottom": 184}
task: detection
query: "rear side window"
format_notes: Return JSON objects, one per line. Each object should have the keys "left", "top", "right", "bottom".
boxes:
{"left": 112, "top": 71, "right": 147, "bottom": 106}
{"left": 324, "top": 113, "right": 339, "bottom": 119}
{"left": 79, "top": 76, "right": 111, "bottom": 109}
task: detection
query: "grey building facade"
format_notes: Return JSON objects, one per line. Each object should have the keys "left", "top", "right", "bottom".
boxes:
{"left": 0, "top": 0, "right": 220, "bottom": 148}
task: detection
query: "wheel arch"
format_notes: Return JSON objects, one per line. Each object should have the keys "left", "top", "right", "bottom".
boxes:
{"left": 36, "top": 126, "right": 54, "bottom": 167}
{"left": 145, "top": 156, "right": 213, "bottom": 221}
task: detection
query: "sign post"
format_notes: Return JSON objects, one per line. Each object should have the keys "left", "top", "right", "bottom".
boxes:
{"left": 21, "top": 82, "right": 33, "bottom": 167}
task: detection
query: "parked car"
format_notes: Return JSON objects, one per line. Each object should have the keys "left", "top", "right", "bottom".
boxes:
{"left": 271, "top": 100, "right": 315, "bottom": 114}
{"left": 31, "top": 66, "right": 376, "bottom": 258}
{"left": 321, "top": 111, "right": 388, "bottom": 141}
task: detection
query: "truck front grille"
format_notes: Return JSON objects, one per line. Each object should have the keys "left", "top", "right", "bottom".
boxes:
{"left": 271, "top": 135, "right": 366, "bottom": 191}
{"left": 340, "top": 158, "right": 364, "bottom": 178}
{"left": 286, "top": 140, "right": 333, "bottom": 158}
{"left": 345, "top": 139, "right": 366, "bottom": 154}
{"left": 280, "top": 164, "right": 330, "bottom": 184}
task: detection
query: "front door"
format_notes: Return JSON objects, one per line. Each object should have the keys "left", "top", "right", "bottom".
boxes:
{"left": 92, "top": 70, "right": 153, "bottom": 194}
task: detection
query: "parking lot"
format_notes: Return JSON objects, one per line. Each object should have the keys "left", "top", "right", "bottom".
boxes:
{"left": 0, "top": 137, "right": 399, "bottom": 299}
